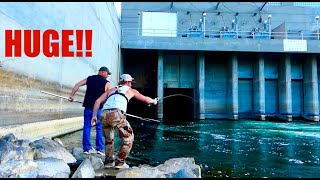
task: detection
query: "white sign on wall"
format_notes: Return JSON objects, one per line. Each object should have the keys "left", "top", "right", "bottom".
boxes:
{"left": 283, "top": 39, "right": 307, "bottom": 51}
{"left": 142, "top": 12, "right": 177, "bottom": 37}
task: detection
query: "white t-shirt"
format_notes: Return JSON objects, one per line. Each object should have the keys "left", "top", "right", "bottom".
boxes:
{"left": 102, "top": 85, "right": 130, "bottom": 112}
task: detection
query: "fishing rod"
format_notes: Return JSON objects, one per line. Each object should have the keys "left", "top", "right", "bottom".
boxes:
{"left": 40, "top": 90, "right": 160, "bottom": 123}
{"left": 124, "top": 113, "right": 160, "bottom": 123}
{"left": 148, "top": 94, "right": 198, "bottom": 107}
{"left": 40, "top": 90, "right": 83, "bottom": 103}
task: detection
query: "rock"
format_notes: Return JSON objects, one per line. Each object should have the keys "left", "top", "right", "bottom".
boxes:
{"left": 35, "top": 157, "right": 70, "bottom": 178}
{"left": 173, "top": 168, "right": 197, "bottom": 178}
{"left": 116, "top": 164, "right": 160, "bottom": 178}
{"left": 72, "top": 146, "right": 105, "bottom": 167}
{"left": 17, "top": 171, "right": 38, "bottom": 178}
{"left": 72, "top": 147, "right": 87, "bottom": 162}
{"left": 71, "top": 158, "right": 95, "bottom": 178}
{"left": 0, "top": 134, "right": 71, "bottom": 178}
{"left": 0, "top": 138, "right": 36, "bottom": 165}
{"left": 156, "top": 157, "right": 201, "bottom": 178}
{"left": 53, "top": 138, "right": 64, "bottom": 147}
{"left": 0, "top": 159, "right": 37, "bottom": 178}
{"left": 0, "top": 139, "right": 18, "bottom": 164}
{"left": 95, "top": 166, "right": 128, "bottom": 178}
{"left": 89, "top": 155, "right": 104, "bottom": 170}
{"left": 0, "top": 133, "right": 17, "bottom": 142}
{"left": 29, "top": 137, "right": 76, "bottom": 164}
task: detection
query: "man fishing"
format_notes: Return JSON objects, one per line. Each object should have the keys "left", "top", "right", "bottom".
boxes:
{"left": 91, "top": 73, "right": 158, "bottom": 169}
{"left": 69, "top": 66, "right": 111, "bottom": 155}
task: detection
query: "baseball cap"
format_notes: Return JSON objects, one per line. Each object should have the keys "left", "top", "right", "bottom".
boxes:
{"left": 120, "top": 74, "right": 134, "bottom": 82}
{"left": 99, "top": 66, "right": 112, "bottom": 75}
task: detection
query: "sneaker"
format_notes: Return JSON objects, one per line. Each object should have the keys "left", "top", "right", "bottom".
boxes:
{"left": 104, "top": 161, "right": 115, "bottom": 168}
{"left": 83, "top": 147, "right": 96, "bottom": 154}
{"left": 114, "top": 162, "right": 129, "bottom": 169}
{"left": 97, "top": 150, "right": 105, "bottom": 156}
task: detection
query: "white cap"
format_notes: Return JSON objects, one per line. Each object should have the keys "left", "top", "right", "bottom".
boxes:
{"left": 120, "top": 74, "right": 134, "bottom": 81}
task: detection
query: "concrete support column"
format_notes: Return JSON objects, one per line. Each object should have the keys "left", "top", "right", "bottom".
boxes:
{"left": 157, "top": 50, "right": 164, "bottom": 119}
{"left": 253, "top": 54, "right": 266, "bottom": 120}
{"left": 302, "top": 55, "right": 319, "bottom": 121}
{"left": 278, "top": 54, "right": 292, "bottom": 121}
{"left": 228, "top": 53, "right": 238, "bottom": 120}
{"left": 197, "top": 51, "right": 205, "bottom": 119}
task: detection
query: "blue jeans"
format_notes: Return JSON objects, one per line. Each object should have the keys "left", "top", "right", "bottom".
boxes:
{"left": 83, "top": 108, "right": 104, "bottom": 152}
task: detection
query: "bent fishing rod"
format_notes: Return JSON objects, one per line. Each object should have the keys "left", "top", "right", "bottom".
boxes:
{"left": 148, "top": 94, "right": 198, "bottom": 107}
{"left": 158, "top": 94, "right": 198, "bottom": 103}
{"left": 40, "top": 90, "right": 160, "bottom": 123}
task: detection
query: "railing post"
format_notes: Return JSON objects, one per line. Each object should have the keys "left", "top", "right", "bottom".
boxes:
{"left": 202, "top": 12, "right": 206, "bottom": 38}
{"left": 268, "top": 14, "right": 272, "bottom": 39}
{"left": 316, "top": 16, "right": 320, "bottom": 40}
{"left": 138, "top": 12, "right": 141, "bottom": 36}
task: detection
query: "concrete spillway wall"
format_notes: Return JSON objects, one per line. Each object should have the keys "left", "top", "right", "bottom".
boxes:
{"left": 0, "top": 2, "right": 121, "bottom": 140}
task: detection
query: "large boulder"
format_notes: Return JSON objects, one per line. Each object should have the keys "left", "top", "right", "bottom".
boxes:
{"left": 0, "top": 159, "right": 37, "bottom": 178}
{"left": 0, "top": 136, "right": 34, "bottom": 165}
{"left": 0, "top": 139, "right": 18, "bottom": 165}
{"left": 89, "top": 155, "right": 104, "bottom": 170}
{"left": 72, "top": 147, "right": 105, "bottom": 169}
{"left": 115, "top": 157, "right": 201, "bottom": 178}
{"left": 71, "top": 158, "right": 95, "bottom": 178}
{"left": 116, "top": 164, "right": 160, "bottom": 178}
{"left": 156, "top": 157, "right": 201, "bottom": 178}
{"left": 0, "top": 133, "right": 17, "bottom": 142}
{"left": 71, "top": 147, "right": 87, "bottom": 162}
{"left": 0, "top": 134, "right": 74, "bottom": 178}
{"left": 35, "top": 157, "right": 71, "bottom": 178}
{"left": 29, "top": 137, "right": 76, "bottom": 164}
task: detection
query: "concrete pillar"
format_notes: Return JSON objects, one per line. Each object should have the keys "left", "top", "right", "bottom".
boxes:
{"left": 253, "top": 54, "right": 266, "bottom": 120}
{"left": 278, "top": 54, "right": 292, "bottom": 121}
{"left": 302, "top": 55, "right": 319, "bottom": 121}
{"left": 228, "top": 53, "right": 238, "bottom": 120}
{"left": 157, "top": 50, "right": 164, "bottom": 119}
{"left": 197, "top": 51, "right": 205, "bottom": 119}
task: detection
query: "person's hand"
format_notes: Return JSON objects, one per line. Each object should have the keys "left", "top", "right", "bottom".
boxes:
{"left": 152, "top": 97, "right": 159, "bottom": 105}
{"left": 91, "top": 117, "right": 97, "bottom": 126}
{"left": 69, "top": 96, "right": 74, "bottom": 102}
{"left": 148, "top": 97, "right": 159, "bottom": 106}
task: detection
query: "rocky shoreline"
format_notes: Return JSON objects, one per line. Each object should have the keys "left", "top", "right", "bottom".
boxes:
{"left": 0, "top": 133, "right": 201, "bottom": 178}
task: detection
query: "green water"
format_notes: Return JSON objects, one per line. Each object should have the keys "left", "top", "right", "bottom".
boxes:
{"left": 59, "top": 119, "right": 320, "bottom": 178}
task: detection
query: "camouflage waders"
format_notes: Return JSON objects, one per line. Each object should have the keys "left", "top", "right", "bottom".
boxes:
{"left": 100, "top": 109, "right": 134, "bottom": 164}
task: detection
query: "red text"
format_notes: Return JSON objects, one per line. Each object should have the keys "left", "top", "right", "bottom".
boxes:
{"left": 5, "top": 29, "right": 92, "bottom": 58}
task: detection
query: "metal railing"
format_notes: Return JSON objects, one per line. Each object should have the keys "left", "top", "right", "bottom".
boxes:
{"left": 122, "top": 28, "right": 320, "bottom": 40}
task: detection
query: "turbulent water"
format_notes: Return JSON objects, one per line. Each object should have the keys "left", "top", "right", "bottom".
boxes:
{"left": 58, "top": 119, "right": 320, "bottom": 178}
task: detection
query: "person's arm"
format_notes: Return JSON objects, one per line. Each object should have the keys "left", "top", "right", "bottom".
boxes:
{"left": 91, "top": 87, "right": 116, "bottom": 126}
{"left": 69, "top": 78, "right": 87, "bottom": 102}
{"left": 105, "top": 81, "right": 110, "bottom": 91}
{"left": 131, "top": 89, "right": 158, "bottom": 105}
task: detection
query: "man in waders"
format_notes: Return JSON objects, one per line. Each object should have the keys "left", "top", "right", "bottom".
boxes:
{"left": 91, "top": 74, "right": 158, "bottom": 169}
{"left": 69, "top": 66, "right": 111, "bottom": 156}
